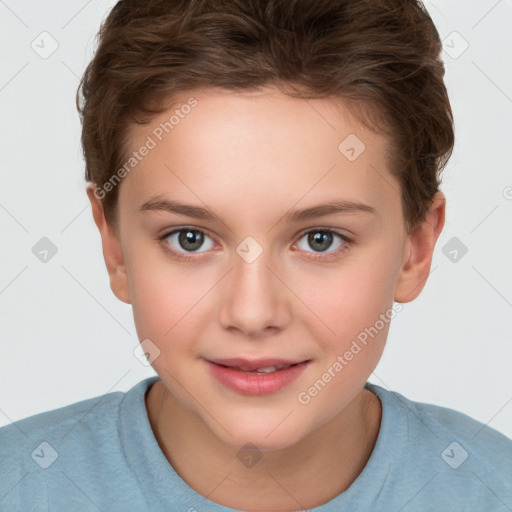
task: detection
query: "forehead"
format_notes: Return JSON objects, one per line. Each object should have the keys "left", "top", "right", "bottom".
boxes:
{"left": 119, "top": 88, "right": 399, "bottom": 222}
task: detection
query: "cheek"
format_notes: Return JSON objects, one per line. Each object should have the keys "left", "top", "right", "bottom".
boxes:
{"left": 127, "top": 248, "right": 221, "bottom": 358}
{"left": 130, "top": 268, "right": 201, "bottom": 340}
{"left": 295, "top": 261, "right": 398, "bottom": 414}
{"left": 127, "top": 230, "right": 403, "bottom": 354}
{"left": 303, "top": 254, "right": 399, "bottom": 342}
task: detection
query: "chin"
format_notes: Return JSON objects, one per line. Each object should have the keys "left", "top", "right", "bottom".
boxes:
{"left": 210, "top": 417, "right": 308, "bottom": 453}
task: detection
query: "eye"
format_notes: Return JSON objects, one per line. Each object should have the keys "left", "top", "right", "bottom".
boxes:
{"left": 294, "top": 229, "right": 350, "bottom": 260}
{"left": 160, "top": 227, "right": 215, "bottom": 259}
{"left": 159, "top": 227, "right": 351, "bottom": 262}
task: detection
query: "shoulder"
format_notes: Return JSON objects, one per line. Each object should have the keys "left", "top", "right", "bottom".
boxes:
{"left": 0, "top": 378, "right": 156, "bottom": 510}
{"left": 366, "top": 383, "right": 512, "bottom": 508}
{"left": 368, "top": 383, "right": 512, "bottom": 449}
{"left": 0, "top": 386, "right": 125, "bottom": 447}
{"left": 0, "top": 385, "right": 127, "bottom": 486}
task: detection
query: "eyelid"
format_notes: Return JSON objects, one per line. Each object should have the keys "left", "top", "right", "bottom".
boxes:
{"left": 293, "top": 227, "right": 352, "bottom": 261}
{"left": 159, "top": 226, "right": 219, "bottom": 250}
{"left": 158, "top": 225, "right": 352, "bottom": 261}
{"left": 159, "top": 225, "right": 351, "bottom": 244}
{"left": 159, "top": 225, "right": 216, "bottom": 240}
{"left": 295, "top": 226, "right": 351, "bottom": 241}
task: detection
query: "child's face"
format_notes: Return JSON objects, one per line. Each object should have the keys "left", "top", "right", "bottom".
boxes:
{"left": 91, "top": 87, "right": 442, "bottom": 450}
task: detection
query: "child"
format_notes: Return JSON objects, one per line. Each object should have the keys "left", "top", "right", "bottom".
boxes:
{"left": 1, "top": 0, "right": 511, "bottom": 510}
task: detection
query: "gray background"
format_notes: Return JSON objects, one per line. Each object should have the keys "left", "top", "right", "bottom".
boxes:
{"left": 1, "top": 0, "right": 511, "bottom": 439}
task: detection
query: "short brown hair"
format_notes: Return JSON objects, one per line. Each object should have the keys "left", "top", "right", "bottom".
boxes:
{"left": 77, "top": 0, "right": 454, "bottom": 232}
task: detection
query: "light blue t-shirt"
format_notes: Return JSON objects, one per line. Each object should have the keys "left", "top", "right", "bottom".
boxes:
{"left": 1, "top": 376, "right": 511, "bottom": 511}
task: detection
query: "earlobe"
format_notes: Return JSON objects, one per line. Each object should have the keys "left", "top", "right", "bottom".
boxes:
{"left": 394, "top": 191, "right": 446, "bottom": 303}
{"left": 86, "top": 185, "right": 132, "bottom": 304}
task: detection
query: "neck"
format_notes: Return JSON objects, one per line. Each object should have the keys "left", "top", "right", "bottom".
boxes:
{"left": 145, "top": 379, "right": 381, "bottom": 511}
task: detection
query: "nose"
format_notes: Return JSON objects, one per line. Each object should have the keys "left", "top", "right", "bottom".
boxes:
{"left": 218, "top": 246, "right": 291, "bottom": 337}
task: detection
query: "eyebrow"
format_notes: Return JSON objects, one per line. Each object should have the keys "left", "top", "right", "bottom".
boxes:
{"left": 139, "top": 197, "right": 376, "bottom": 222}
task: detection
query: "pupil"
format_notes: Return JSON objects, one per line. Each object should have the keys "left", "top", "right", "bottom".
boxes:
{"left": 179, "top": 230, "right": 203, "bottom": 251}
{"left": 177, "top": 230, "right": 333, "bottom": 253}
{"left": 309, "top": 231, "right": 332, "bottom": 252}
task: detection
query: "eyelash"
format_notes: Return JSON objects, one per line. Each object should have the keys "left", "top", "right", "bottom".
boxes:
{"left": 157, "top": 227, "right": 352, "bottom": 262}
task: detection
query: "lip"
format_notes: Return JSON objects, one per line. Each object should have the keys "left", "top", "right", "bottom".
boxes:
{"left": 204, "top": 358, "right": 310, "bottom": 396}
{"left": 207, "top": 357, "right": 307, "bottom": 372}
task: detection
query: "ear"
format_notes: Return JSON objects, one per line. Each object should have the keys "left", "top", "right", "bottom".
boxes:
{"left": 86, "top": 184, "right": 131, "bottom": 304}
{"left": 394, "top": 191, "right": 446, "bottom": 303}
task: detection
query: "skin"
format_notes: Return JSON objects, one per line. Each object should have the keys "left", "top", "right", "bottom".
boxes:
{"left": 87, "top": 86, "right": 445, "bottom": 511}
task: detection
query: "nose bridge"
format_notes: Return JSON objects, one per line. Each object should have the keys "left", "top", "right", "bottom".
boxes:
{"left": 219, "top": 236, "right": 288, "bottom": 334}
